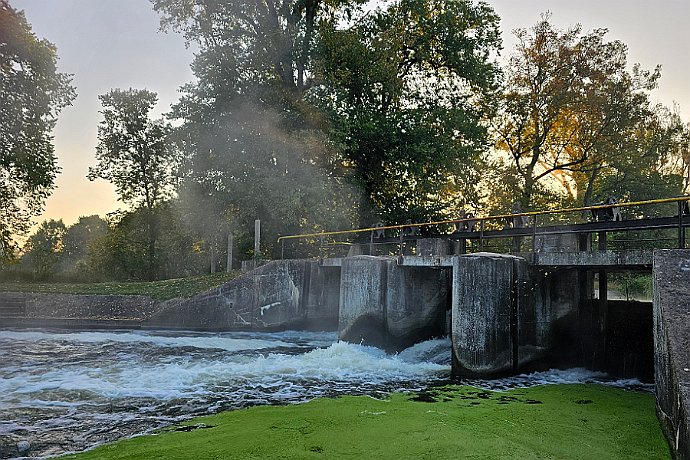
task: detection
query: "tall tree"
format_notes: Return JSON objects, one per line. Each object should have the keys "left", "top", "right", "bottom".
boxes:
{"left": 0, "top": 0, "right": 76, "bottom": 261}
{"left": 88, "top": 88, "right": 178, "bottom": 279}
{"left": 20, "top": 219, "right": 66, "bottom": 280}
{"left": 315, "top": 0, "right": 501, "bottom": 223}
{"left": 154, "top": 1, "right": 366, "bottom": 256}
{"left": 152, "top": 0, "right": 366, "bottom": 128}
{"left": 492, "top": 16, "right": 664, "bottom": 209}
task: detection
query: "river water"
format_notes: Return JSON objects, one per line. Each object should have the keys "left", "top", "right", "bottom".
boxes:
{"left": 0, "top": 328, "right": 651, "bottom": 458}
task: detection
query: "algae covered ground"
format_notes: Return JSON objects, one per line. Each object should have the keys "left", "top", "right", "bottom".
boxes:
{"left": 63, "top": 384, "right": 669, "bottom": 459}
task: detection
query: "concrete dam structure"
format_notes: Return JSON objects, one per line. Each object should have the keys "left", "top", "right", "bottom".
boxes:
{"left": 127, "top": 248, "right": 643, "bottom": 379}
{"left": 1, "top": 248, "right": 688, "bottom": 457}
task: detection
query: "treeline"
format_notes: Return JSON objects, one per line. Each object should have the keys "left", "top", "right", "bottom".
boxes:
{"left": 2, "top": 1, "right": 690, "bottom": 281}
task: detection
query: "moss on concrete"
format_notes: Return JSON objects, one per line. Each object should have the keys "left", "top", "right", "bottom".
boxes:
{"left": 62, "top": 384, "right": 669, "bottom": 459}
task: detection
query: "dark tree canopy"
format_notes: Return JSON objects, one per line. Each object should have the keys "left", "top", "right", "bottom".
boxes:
{"left": 315, "top": 0, "right": 502, "bottom": 223}
{"left": 152, "top": 0, "right": 367, "bottom": 128}
{"left": 0, "top": 0, "right": 76, "bottom": 260}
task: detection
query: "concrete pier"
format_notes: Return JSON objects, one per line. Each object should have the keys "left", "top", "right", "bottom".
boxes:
{"left": 653, "top": 250, "right": 690, "bottom": 459}
{"left": 337, "top": 256, "right": 448, "bottom": 350}
{"left": 450, "top": 253, "right": 526, "bottom": 377}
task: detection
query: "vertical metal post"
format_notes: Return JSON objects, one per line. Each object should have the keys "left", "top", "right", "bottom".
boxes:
{"left": 679, "top": 201, "right": 686, "bottom": 249}
{"left": 369, "top": 230, "right": 375, "bottom": 255}
{"left": 596, "top": 226, "right": 608, "bottom": 371}
{"left": 479, "top": 219, "right": 485, "bottom": 251}
{"left": 531, "top": 214, "right": 538, "bottom": 252}
{"left": 281, "top": 239, "right": 285, "bottom": 260}
{"left": 319, "top": 235, "right": 324, "bottom": 259}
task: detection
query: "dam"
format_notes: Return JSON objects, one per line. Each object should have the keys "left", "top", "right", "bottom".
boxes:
{"left": 1, "top": 196, "right": 689, "bottom": 458}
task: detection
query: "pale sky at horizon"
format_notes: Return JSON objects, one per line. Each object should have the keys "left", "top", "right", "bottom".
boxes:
{"left": 12, "top": 0, "right": 690, "bottom": 229}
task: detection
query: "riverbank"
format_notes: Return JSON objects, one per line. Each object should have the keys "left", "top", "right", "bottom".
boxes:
{"left": 62, "top": 384, "right": 669, "bottom": 460}
{"left": 0, "top": 271, "right": 241, "bottom": 300}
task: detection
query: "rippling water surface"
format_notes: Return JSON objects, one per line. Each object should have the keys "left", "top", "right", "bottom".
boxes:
{"left": 0, "top": 328, "right": 650, "bottom": 458}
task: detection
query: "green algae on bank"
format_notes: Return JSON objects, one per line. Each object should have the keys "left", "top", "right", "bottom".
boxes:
{"left": 62, "top": 384, "right": 670, "bottom": 460}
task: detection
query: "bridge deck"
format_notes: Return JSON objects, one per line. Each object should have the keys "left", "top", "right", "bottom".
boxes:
{"left": 320, "top": 250, "right": 653, "bottom": 269}
{"left": 364, "top": 215, "right": 688, "bottom": 243}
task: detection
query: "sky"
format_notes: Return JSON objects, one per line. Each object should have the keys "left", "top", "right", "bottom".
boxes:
{"left": 12, "top": 0, "right": 690, "bottom": 228}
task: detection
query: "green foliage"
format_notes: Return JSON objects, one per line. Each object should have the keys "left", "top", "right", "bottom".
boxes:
{"left": 315, "top": 0, "right": 501, "bottom": 223}
{"left": 19, "top": 219, "right": 66, "bottom": 280}
{"left": 88, "top": 204, "right": 207, "bottom": 281}
{"left": 89, "top": 88, "right": 179, "bottom": 279}
{"left": 63, "top": 385, "right": 668, "bottom": 459}
{"left": 609, "top": 273, "right": 652, "bottom": 300}
{"left": 57, "top": 215, "right": 108, "bottom": 279}
{"left": 155, "top": 0, "right": 368, "bottom": 258}
{"left": 89, "top": 88, "right": 178, "bottom": 208}
{"left": 492, "top": 15, "right": 682, "bottom": 210}
{"left": 0, "top": 0, "right": 76, "bottom": 260}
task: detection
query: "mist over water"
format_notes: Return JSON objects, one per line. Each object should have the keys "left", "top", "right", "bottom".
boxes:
{"left": 0, "top": 329, "right": 650, "bottom": 458}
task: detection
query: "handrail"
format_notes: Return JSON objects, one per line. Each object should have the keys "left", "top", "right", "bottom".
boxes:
{"left": 277, "top": 195, "right": 690, "bottom": 243}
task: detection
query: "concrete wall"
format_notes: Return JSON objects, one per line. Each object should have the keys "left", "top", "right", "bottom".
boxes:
{"left": 0, "top": 292, "right": 155, "bottom": 320}
{"left": 653, "top": 250, "right": 690, "bottom": 459}
{"left": 337, "top": 256, "right": 448, "bottom": 351}
{"left": 147, "top": 259, "right": 339, "bottom": 331}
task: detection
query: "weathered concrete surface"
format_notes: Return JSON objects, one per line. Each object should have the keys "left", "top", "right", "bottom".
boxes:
{"left": 338, "top": 256, "right": 448, "bottom": 350}
{"left": 534, "top": 233, "right": 581, "bottom": 252}
{"left": 653, "top": 250, "right": 690, "bottom": 459}
{"left": 147, "top": 259, "right": 339, "bottom": 331}
{"left": 527, "top": 250, "right": 652, "bottom": 268}
{"left": 416, "top": 238, "right": 451, "bottom": 257}
{"left": 451, "top": 253, "right": 528, "bottom": 377}
{"left": 385, "top": 263, "right": 448, "bottom": 349}
{"left": 338, "top": 256, "right": 390, "bottom": 348}
{"left": 0, "top": 292, "right": 155, "bottom": 320}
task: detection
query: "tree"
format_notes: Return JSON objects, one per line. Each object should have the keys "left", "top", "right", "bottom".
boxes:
{"left": 0, "top": 0, "right": 76, "bottom": 261}
{"left": 151, "top": 0, "right": 366, "bottom": 127}
{"left": 88, "top": 88, "right": 178, "bottom": 280}
{"left": 57, "top": 215, "right": 108, "bottom": 278}
{"left": 154, "top": 1, "right": 367, "bottom": 256}
{"left": 314, "top": 0, "right": 502, "bottom": 223}
{"left": 20, "top": 219, "right": 66, "bottom": 280}
{"left": 492, "top": 15, "right": 665, "bottom": 210}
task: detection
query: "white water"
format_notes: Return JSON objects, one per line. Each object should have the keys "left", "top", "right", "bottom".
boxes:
{"left": 0, "top": 329, "right": 649, "bottom": 459}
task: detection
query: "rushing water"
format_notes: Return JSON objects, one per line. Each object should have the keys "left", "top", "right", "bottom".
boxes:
{"left": 0, "top": 328, "right": 651, "bottom": 459}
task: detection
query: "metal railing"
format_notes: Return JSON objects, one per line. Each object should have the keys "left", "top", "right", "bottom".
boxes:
{"left": 277, "top": 196, "right": 690, "bottom": 259}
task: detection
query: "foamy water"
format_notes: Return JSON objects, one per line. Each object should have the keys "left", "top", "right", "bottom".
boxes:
{"left": 0, "top": 329, "right": 649, "bottom": 458}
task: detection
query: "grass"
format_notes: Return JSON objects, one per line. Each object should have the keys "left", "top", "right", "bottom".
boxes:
{"left": 62, "top": 384, "right": 670, "bottom": 459}
{"left": 0, "top": 271, "right": 242, "bottom": 300}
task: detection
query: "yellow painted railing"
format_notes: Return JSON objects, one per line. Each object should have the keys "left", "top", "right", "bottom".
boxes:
{"left": 278, "top": 195, "right": 690, "bottom": 244}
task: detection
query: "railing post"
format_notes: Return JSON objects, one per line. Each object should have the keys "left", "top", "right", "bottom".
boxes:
{"left": 399, "top": 230, "right": 404, "bottom": 257}
{"left": 479, "top": 219, "right": 485, "bottom": 252}
{"left": 531, "top": 214, "right": 538, "bottom": 252}
{"left": 319, "top": 235, "right": 324, "bottom": 259}
{"left": 369, "top": 230, "right": 375, "bottom": 255}
{"left": 281, "top": 239, "right": 284, "bottom": 260}
{"left": 679, "top": 201, "right": 686, "bottom": 249}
